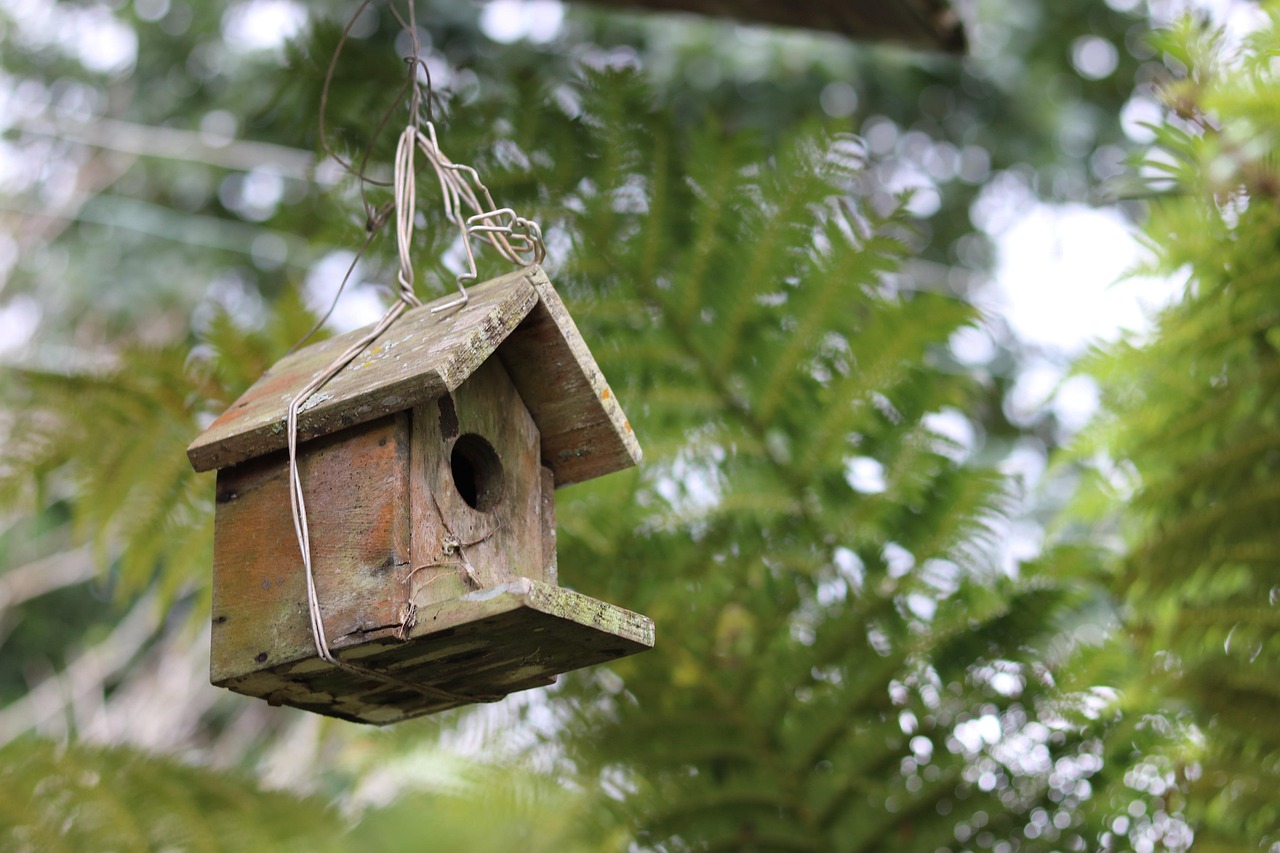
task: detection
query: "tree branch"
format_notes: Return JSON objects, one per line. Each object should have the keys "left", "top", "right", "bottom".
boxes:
{"left": 0, "top": 547, "right": 96, "bottom": 614}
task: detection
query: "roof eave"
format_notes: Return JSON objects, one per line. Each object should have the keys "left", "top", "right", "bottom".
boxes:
{"left": 187, "top": 267, "right": 641, "bottom": 487}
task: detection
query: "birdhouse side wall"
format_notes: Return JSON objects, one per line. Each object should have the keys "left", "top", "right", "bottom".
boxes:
{"left": 210, "top": 414, "right": 413, "bottom": 684}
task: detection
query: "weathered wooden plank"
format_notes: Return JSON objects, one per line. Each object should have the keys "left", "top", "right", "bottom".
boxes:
{"left": 539, "top": 465, "right": 557, "bottom": 586}
{"left": 187, "top": 269, "right": 540, "bottom": 472}
{"left": 199, "top": 265, "right": 653, "bottom": 723}
{"left": 412, "top": 577, "right": 655, "bottom": 646}
{"left": 578, "top": 0, "right": 964, "bottom": 52}
{"left": 210, "top": 415, "right": 413, "bottom": 683}
{"left": 215, "top": 579, "right": 655, "bottom": 725}
{"left": 407, "top": 358, "right": 544, "bottom": 607}
{"left": 498, "top": 268, "right": 643, "bottom": 486}
{"left": 188, "top": 266, "right": 641, "bottom": 488}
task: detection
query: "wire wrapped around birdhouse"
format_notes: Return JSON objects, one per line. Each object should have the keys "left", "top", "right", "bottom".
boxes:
{"left": 186, "top": 5, "right": 652, "bottom": 724}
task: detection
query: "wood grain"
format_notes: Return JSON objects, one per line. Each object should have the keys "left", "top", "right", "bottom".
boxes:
{"left": 407, "top": 359, "right": 544, "bottom": 607}
{"left": 189, "top": 266, "right": 642, "bottom": 487}
{"left": 201, "top": 267, "right": 654, "bottom": 722}
{"left": 188, "top": 269, "right": 539, "bottom": 473}
{"left": 215, "top": 578, "right": 655, "bottom": 725}
{"left": 539, "top": 465, "right": 557, "bottom": 586}
{"left": 498, "top": 268, "right": 643, "bottom": 486}
{"left": 210, "top": 415, "right": 412, "bottom": 683}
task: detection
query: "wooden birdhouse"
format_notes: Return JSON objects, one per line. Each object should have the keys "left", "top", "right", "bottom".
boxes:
{"left": 186, "top": 266, "right": 653, "bottom": 724}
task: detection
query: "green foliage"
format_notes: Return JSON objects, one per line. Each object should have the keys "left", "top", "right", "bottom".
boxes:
{"left": 347, "top": 750, "right": 624, "bottom": 852}
{"left": 1068, "top": 5, "right": 1280, "bottom": 848}
{"left": 1, "top": 58, "right": 1102, "bottom": 848}
{"left": 507, "top": 72, "right": 1099, "bottom": 850}
{"left": 0, "top": 287, "right": 324, "bottom": 610}
{"left": 0, "top": 738, "right": 347, "bottom": 852}
{"left": 0, "top": 737, "right": 614, "bottom": 853}
{"left": 0, "top": 0, "right": 1196, "bottom": 849}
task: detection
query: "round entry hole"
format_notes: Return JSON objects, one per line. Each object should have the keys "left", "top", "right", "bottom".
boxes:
{"left": 451, "top": 433, "right": 503, "bottom": 512}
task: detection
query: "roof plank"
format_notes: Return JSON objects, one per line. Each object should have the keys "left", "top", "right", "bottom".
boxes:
{"left": 187, "top": 267, "right": 642, "bottom": 487}
{"left": 499, "top": 268, "right": 642, "bottom": 487}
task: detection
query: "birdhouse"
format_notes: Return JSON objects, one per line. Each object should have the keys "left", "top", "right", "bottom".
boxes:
{"left": 186, "top": 266, "right": 653, "bottom": 724}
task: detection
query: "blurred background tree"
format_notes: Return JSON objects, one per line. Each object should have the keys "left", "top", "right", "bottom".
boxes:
{"left": 1, "top": 0, "right": 1273, "bottom": 849}
{"left": 1062, "top": 8, "right": 1280, "bottom": 849}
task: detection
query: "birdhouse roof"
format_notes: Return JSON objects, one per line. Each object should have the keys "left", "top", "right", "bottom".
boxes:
{"left": 187, "top": 266, "right": 641, "bottom": 487}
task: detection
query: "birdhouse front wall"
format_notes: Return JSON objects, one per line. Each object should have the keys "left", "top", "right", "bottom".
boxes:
{"left": 407, "top": 357, "right": 549, "bottom": 607}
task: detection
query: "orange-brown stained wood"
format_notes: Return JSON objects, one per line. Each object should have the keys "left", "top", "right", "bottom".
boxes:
{"left": 210, "top": 414, "right": 412, "bottom": 684}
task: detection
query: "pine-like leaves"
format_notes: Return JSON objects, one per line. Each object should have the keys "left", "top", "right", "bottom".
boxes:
{"left": 544, "top": 72, "right": 1089, "bottom": 850}
{"left": 1069, "top": 7, "right": 1280, "bottom": 848}
{"left": 0, "top": 287, "right": 323, "bottom": 609}
{"left": 2, "top": 58, "right": 1099, "bottom": 849}
{"left": 0, "top": 738, "right": 346, "bottom": 852}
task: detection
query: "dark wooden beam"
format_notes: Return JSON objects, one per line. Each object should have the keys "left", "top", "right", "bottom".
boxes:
{"left": 580, "top": 0, "right": 965, "bottom": 52}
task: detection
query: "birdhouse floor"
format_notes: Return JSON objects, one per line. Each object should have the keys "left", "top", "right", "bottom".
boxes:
{"left": 215, "top": 578, "right": 654, "bottom": 725}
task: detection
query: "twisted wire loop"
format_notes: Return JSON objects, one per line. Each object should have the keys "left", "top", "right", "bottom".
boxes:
{"left": 392, "top": 125, "right": 425, "bottom": 309}
{"left": 276, "top": 16, "right": 544, "bottom": 707}
{"left": 414, "top": 120, "right": 546, "bottom": 313}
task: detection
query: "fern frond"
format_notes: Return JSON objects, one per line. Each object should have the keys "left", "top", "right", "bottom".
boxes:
{"left": 1, "top": 290, "right": 322, "bottom": 611}
{"left": 0, "top": 738, "right": 346, "bottom": 852}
